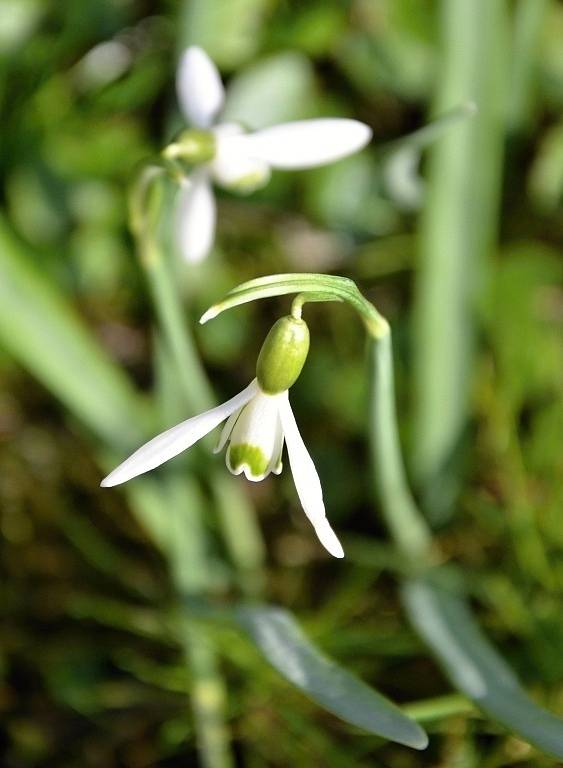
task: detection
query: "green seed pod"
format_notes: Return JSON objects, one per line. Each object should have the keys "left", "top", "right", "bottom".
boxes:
{"left": 162, "top": 129, "right": 216, "bottom": 164}
{"left": 256, "top": 316, "right": 310, "bottom": 394}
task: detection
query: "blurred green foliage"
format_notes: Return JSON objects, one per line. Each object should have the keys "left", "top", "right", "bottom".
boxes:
{"left": 1, "top": 0, "right": 563, "bottom": 766}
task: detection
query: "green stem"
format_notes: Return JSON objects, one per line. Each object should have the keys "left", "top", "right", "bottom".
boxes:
{"left": 183, "top": 624, "right": 235, "bottom": 768}
{"left": 403, "top": 693, "right": 474, "bottom": 723}
{"left": 146, "top": 254, "right": 214, "bottom": 413}
{"left": 133, "top": 178, "right": 236, "bottom": 768}
{"left": 368, "top": 331, "right": 433, "bottom": 564}
{"left": 135, "top": 171, "right": 266, "bottom": 592}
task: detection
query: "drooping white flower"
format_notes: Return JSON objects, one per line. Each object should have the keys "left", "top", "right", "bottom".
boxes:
{"left": 101, "top": 378, "right": 343, "bottom": 558}
{"left": 101, "top": 315, "right": 344, "bottom": 558}
{"left": 172, "top": 46, "right": 372, "bottom": 263}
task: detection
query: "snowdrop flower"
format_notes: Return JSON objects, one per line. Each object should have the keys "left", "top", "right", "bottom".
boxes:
{"left": 167, "top": 46, "right": 372, "bottom": 263}
{"left": 101, "top": 315, "right": 344, "bottom": 558}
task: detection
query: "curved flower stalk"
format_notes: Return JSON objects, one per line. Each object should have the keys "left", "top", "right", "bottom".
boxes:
{"left": 167, "top": 46, "right": 372, "bottom": 262}
{"left": 102, "top": 314, "right": 344, "bottom": 559}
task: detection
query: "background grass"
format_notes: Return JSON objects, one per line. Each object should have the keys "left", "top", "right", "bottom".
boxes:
{"left": 1, "top": 0, "right": 563, "bottom": 766}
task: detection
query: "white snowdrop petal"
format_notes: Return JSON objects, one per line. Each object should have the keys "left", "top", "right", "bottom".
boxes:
{"left": 175, "top": 172, "right": 216, "bottom": 263}
{"left": 231, "top": 119, "right": 372, "bottom": 170}
{"left": 176, "top": 46, "right": 225, "bottom": 128}
{"left": 279, "top": 396, "right": 344, "bottom": 558}
{"left": 101, "top": 380, "right": 259, "bottom": 487}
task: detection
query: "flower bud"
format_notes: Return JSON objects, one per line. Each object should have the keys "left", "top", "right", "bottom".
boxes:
{"left": 162, "top": 129, "right": 216, "bottom": 164}
{"left": 256, "top": 316, "right": 310, "bottom": 394}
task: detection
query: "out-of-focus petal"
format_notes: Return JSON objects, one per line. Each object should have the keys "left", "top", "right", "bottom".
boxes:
{"left": 175, "top": 171, "right": 216, "bottom": 263}
{"left": 101, "top": 380, "right": 259, "bottom": 487}
{"left": 230, "top": 119, "right": 372, "bottom": 170}
{"left": 176, "top": 46, "right": 225, "bottom": 128}
{"left": 211, "top": 123, "right": 271, "bottom": 191}
{"left": 279, "top": 396, "right": 344, "bottom": 558}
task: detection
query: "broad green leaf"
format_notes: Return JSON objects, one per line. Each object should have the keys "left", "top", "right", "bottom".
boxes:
{"left": 179, "top": 0, "right": 269, "bottom": 68}
{"left": 402, "top": 579, "right": 563, "bottom": 759}
{"left": 222, "top": 52, "right": 317, "bottom": 129}
{"left": 0, "top": 216, "right": 151, "bottom": 450}
{"left": 234, "top": 604, "right": 428, "bottom": 749}
{"left": 412, "top": 0, "right": 508, "bottom": 521}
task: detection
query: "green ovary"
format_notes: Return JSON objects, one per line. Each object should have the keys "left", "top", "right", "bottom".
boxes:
{"left": 228, "top": 443, "right": 269, "bottom": 479}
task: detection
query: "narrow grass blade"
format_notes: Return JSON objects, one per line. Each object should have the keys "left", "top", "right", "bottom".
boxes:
{"left": 234, "top": 604, "right": 428, "bottom": 749}
{"left": 402, "top": 579, "right": 563, "bottom": 758}
{"left": 509, "top": 0, "right": 549, "bottom": 132}
{"left": 381, "top": 103, "right": 477, "bottom": 210}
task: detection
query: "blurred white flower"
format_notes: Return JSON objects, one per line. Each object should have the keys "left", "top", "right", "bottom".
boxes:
{"left": 101, "top": 378, "right": 344, "bottom": 558}
{"left": 173, "top": 45, "right": 372, "bottom": 263}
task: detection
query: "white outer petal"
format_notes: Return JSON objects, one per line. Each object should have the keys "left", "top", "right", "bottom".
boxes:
{"left": 279, "top": 396, "right": 344, "bottom": 558}
{"left": 176, "top": 46, "right": 225, "bottom": 128}
{"left": 175, "top": 171, "right": 216, "bottom": 263}
{"left": 229, "top": 119, "right": 372, "bottom": 170}
{"left": 101, "top": 380, "right": 259, "bottom": 487}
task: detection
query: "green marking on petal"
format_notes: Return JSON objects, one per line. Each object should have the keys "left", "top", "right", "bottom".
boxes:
{"left": 228, "top": 443, "right": 270, "bottom": 479}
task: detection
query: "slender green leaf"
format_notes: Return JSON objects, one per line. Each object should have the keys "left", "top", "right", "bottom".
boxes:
{"left": 402, "top": 578, "right": 563, "bottom": 758}
{"left": 234, "top": 604, "right": 428, "bottom": 749}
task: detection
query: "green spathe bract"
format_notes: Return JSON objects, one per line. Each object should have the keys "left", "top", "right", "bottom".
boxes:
{"left": 162, "top": 129, "right": 216, "bottom": 164}
{"left": 256, "top": 316, "right": 310, "bottom": 394}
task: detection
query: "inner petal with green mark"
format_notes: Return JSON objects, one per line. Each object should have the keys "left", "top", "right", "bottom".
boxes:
{"left": 224, "top": 388, "right": 285, "bottom": 482}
